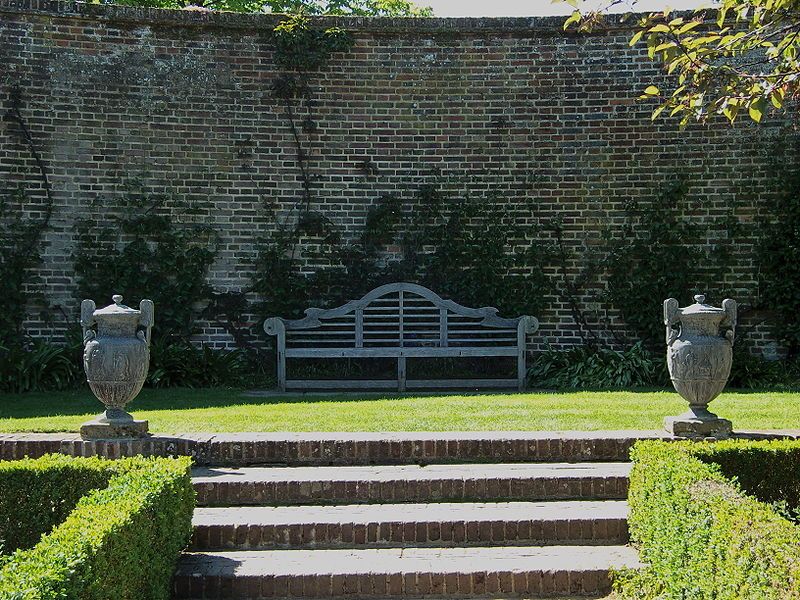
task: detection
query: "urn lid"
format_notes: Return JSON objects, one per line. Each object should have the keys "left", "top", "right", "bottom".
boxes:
{"left": 93, "top": 295, "right": 141, "bottom": 318}
{"left": 681, "top": 294, "right": 726, "bottom": 316}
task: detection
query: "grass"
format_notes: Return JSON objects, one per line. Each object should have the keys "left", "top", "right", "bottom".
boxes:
{"left": 1, "top": 388, "right": 799, "bottom": 433}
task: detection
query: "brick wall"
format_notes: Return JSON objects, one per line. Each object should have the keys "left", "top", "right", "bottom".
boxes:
{"left": 0, "top": 0, "right": 788, "bottom": 354}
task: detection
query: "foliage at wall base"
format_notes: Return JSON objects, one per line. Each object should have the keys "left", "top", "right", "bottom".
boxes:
{"left": 525, "top": 342, "right": 799, "bottom": 391}
{"left": 0, "top": 338, "right": 83, "bottom": 394}
{"left": 527, "top": 342, "right": 664, "bottom": 390}
{"left": 148, "top": 336, "right": 271, "bottom": 388}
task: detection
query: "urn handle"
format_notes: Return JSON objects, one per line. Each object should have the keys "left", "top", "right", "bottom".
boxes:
{"left": 722, "top": 298, "right": 737, "bottom": 345}
{"left": 80, "top": 299, "right": 96, "bottom": 345}
{"left": 138, "top": 299, "right": 154, "bottom": 346}
{"left": 663, "top": 298, "right": 680, "bottom": 347}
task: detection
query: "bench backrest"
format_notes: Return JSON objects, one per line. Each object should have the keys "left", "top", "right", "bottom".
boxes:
{"left": 265, "top": 282, "right": 538, "bottom": 350}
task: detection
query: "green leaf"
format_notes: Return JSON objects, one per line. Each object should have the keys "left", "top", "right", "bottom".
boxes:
{"left": 748, "top": 98, "right": 767, "bottom": 122}
{"left": 629, "top": 30, "right": 645, "bottom": 46}
{"left": 677, "top": 20, "right": 702, "bottom": 34}
{"left": 643, "top": 85, "right": 660, "bottom": 96}
{"left": 563, "top": 10, "right": 581, "bottom": 30}
{"left": 652, "top": 104, "right": 668, "bottom": 120}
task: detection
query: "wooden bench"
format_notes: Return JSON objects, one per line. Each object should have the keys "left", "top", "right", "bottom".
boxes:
{"left": 264, "top": 282, "right": 539, "bottom": 392}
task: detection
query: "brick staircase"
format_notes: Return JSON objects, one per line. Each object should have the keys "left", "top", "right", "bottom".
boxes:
{"left": 172, "top": 433, "right": 641, "bottom": 599}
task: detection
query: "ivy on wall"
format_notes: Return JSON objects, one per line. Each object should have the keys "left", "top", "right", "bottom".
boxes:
{"left": 0, "top": 189, "right": 50, "bottom": 345}
{"left": 758, "top": 135, "right": 800, "bottom": 358}
{"left": 251, "top": 185, "right": 553, "bottom": 323}
{"left": 598, "top": 176, "right": 760, "bottom": 351}
{"left": 271, "top": 14, "right": 353, "bottom": 217}
{"left": 602, "top": 179, "right": 710, "bottom": 347}
{"left": 400, "top": 187, "right": 553, "bottom": 318}
{"left": 4, "top": 15, "right": 800, "bottom": 393}
{"left": 1, "top": 86, "right": 53, "bottom": 346}
{"left": 72, "top": 184, "right": 219, "bottom": 339}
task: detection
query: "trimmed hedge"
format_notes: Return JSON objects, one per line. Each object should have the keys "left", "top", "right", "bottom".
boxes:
{"left": 0, "top": 454, "right": 194, "bottom": 600}
{"left": 619, "top": 439, "right": 800, "bottom": 599}
{"left": 0, "top": 455, "right": 116, "bottom": 554}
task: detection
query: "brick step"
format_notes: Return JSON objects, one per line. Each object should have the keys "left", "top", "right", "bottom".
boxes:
{"left": 193, "top": 463, "right": 631, "bottom": 507}
{"left": 177, "top": 597, "right": 612, "bottom": 600}
{"left": 0, "top": 431, "right": 662, "bottom": 466}
{"left": 173, "top": 545, "right": 641, "bottom": 598}
{"left": 190, "top": 500, "right": 629, "bottom": 550}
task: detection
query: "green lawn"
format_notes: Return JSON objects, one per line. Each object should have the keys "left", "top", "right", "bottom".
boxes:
{"left": 1, "top": 388, "right": 799, "bottom": 433}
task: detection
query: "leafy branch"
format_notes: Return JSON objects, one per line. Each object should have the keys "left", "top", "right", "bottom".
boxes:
{"left": 562, "top": 0, "right": 800, "bottom": 125}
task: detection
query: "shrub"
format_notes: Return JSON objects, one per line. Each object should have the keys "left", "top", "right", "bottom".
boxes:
{"left": 1, "top": 335, "right": 266, "bottom": 393}
{"left": 620, "top": 439, "right": 800, "bottom": 599}
{"left": 147, "top": 336, "right": 251, "bottom": 388}
{"left": 527, "top": 342, "right": 664, "bottom": 389}
{"left": 0, "top": 454, "right": 194, "bottom": 600}
{"left": 727, "top": 343, "right": 800, "bottom": 389}
{"left": 0, "top": 455, "right": 115, "bottom": 554}
{"left": 0, "top": 339, "right": 83, "bottom": 394}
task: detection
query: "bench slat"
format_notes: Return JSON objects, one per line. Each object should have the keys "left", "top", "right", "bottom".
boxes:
{"left": 289, "top": 330, "right": 355, "bottom": 336}
{"left": 284, "top": 378, "right": 519, "bottom": 390}
{"left": 285, "top": 347, "right": 519, "bottom": 358}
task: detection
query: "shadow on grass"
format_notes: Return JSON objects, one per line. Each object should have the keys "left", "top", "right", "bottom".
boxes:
{"left": 0, "top": 385, "right": 793, "bottom": 421}
{"left": 0, "top": 387, "right": 537, "bottom": 419}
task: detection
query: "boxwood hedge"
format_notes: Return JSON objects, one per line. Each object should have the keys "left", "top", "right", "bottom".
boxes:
{"left": 0, "top": 454, "right": 194, "bottom": 600}
{"left": 619, "top": 439, "right": 800, "bottom": 599}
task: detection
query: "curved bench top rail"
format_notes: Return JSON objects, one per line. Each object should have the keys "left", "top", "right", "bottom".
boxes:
{"left": 264, "top": 282, "right": 538, "bottom": 334}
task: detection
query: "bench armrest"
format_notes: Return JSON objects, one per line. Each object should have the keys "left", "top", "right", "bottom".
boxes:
{"left": 520, "top": 316, "right": 539, "bottom": 335}
{"left": 264, "top": 317, "right": 285, "bottom": 336}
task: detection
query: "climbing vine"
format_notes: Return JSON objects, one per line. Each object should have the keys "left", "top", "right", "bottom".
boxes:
{"left": 758, "top": 134, "right": 800, "bottom": 358}
{"left": 401, "top": 187, "right": 553, "bottom": 318}
{"left": 72, "top": 183, "right": 219, "bottom": 339}
{"left": 251, "top": 181, "right": 554, "bottom": 324}
{"left": 0, "top": 86, "right": 53, "bottom": 345}
{"left": 6, "top": 13, "right": 800, "bottom": 392}
{"left": 598, "top": 178, "right": 755, "bottom": 350}
{"left": 602, "top": 179, "right": 707, "bottom": 347}
{"left": 0, "top": 188, "right": 50, "bottom": 345}
{"left": 271, "top": 15, "right": 353, "bottom": 218}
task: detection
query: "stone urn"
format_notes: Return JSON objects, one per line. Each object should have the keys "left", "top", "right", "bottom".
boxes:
{"left": 663, "top": 294, "right": 736, "bottom": 439}
{"left": 80, "top": 295, "right": 153, "bottom": 439}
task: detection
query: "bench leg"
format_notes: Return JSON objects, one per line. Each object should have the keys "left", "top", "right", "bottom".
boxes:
{"left": 277, "top": 348, "right": 287, "bottom": 393}
{"left": 398, "top": 356, "right": 406, "bottom": 393}
{"left": 517, "top": 336, "right": 526, "bottom": 392}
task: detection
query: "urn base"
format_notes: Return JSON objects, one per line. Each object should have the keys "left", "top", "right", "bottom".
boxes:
{"left": 80, "top": 409, "right": 149, "bottom": 439}
{"left": 665, "top": 408, "right": 732, "bottom": 440}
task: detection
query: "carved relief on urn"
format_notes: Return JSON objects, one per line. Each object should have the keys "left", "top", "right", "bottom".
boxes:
{"left": 664, "top": 294, "right": 736, "bottom": 439}
{"left": 80, "top": 295, "right": 153, "bottom": 439}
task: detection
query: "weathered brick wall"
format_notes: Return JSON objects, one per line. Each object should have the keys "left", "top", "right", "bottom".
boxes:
{"left": 0, "top": 0, "right": 787, "bottom": 353}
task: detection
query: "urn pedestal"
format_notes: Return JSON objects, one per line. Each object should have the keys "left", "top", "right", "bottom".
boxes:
{"left": 664, "top": 294, "right": 736, "bottom": 440}
{"left": 80, "top": 295, "right": 153, "bottom": 439}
